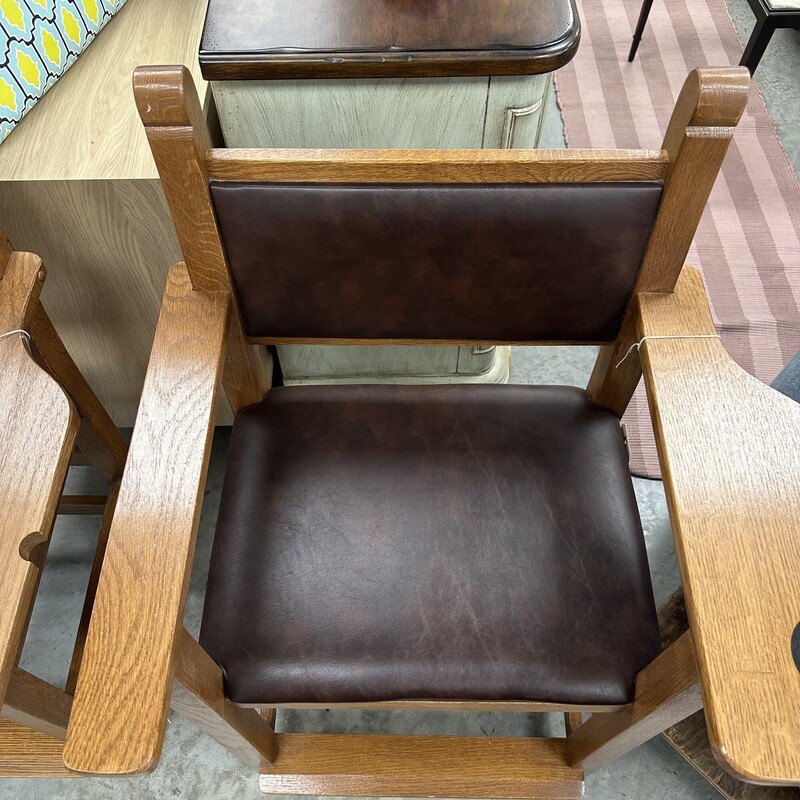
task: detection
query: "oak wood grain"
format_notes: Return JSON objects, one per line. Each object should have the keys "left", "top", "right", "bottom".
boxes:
{"left": 585, "top": 304, "right": 643, "bottom": 417}
{"left": 260, "top": 734, "right": 584, "bottom": 799}
{"left": 206, "top": 147, "right": 669, "bottom": 183}
{"left": 2, "top": 668, "right": 72, "bottom": 741}
{"left": 64, "top": 264, "right": 230, "bottom": 775}
{"left": 29, "top": 304, "right": 127, "bottom": 480}
{"left": 657, "top": 590, "right": 800, "bottom": 800}
{"left": 0, "top": 253, "right": 78, "bottom": 707}
{"left": 56, "top": 496, "right": 107, "bottom": 515}
{"left": 636, "top": 266, "right": 800, "bottom": 784}
{"left": 133, "top": 66, "right": 267, "bottom": 413}
{"left": 636, "top": 68, "right": 750, "bottom": 293}
{"left": 0, "top": 719, "right": 73, "bottom": 778}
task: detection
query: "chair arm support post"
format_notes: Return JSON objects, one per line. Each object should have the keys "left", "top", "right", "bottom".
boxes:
{"left": 64, "top": 263, "right": 230, "bottom": 775}
{"left": 172, "top": 628, "right": 277, "bottom": 767}
{"left": 586, "top": 305, "right": 642, "bottom": 416}
{"left": 567, "top": 631, "right": 701, "bottom": 772}
{"left": 635, "top": 265, "right": 800, "bottom": 785}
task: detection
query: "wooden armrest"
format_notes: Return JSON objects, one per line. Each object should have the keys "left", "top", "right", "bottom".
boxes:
{"left": 64, "top": 264, "right": 230, "bottom": 775}
{"left": 635, "top": 266, "right": 800, "bottom": 785}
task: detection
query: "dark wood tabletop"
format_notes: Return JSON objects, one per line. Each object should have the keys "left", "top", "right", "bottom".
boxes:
{"left": 200, "top": 0, "right": 581, "bottom": 80}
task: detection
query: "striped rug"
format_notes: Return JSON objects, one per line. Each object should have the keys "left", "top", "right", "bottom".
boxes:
{"left": 554, "top": 0, "right": 800, "bottom": 478}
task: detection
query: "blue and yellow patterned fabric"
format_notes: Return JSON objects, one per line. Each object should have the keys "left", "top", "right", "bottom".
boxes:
{"left": 0, "top": 0, "right": 127, "bottom": 141}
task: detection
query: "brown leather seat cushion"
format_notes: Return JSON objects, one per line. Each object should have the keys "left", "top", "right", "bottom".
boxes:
{"left": 200, "top": 384, "right": 662, "bottom": 705}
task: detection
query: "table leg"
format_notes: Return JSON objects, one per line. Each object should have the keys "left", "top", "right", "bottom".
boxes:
{"left": 629, "top": 0, "right": 656, "bottom": 62}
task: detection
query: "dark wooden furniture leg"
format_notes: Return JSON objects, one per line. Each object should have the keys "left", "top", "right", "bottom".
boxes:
{"left": 629, "top": 0, "right": 656, "bottom": 61}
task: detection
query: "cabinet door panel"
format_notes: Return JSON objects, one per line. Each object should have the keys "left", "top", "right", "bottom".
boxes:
{"left": 213, "top": 77, "right": 489, "bottom": 149}
{"left": 483, "top": 74, "right": 551, "bottom": 149}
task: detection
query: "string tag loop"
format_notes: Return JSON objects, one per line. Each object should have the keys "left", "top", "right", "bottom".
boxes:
{"left": 615, "top": 334, "right": 721, "bottom": 369}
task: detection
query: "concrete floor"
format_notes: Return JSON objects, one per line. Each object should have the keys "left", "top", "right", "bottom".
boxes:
{"left": 3, "top": 2, "right": 798, "bottom": 798}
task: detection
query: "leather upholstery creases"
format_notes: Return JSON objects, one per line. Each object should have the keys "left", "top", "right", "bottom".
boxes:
{"left": 209, "top": 182, "right": 663, "bottom": 342}
{"left": 200, "top": 384, "right": 662, "bottom": 705}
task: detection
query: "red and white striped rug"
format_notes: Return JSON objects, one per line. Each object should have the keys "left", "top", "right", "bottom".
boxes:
{"left": 555, "top": 0, "right": 800, "bottom": 478}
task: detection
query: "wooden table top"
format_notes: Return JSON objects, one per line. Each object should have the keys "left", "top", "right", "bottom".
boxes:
{"left": 200, "top": 0, "right": 581, "bottom": 80}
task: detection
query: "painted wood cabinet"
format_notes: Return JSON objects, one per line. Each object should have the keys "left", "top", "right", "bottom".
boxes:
{"left": 201, "top": 0, "right": 580, "bottom": 385}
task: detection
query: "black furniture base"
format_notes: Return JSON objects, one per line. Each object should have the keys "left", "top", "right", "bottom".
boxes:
{"left": 627, "top": 0, "right": 800, "bottom": 74}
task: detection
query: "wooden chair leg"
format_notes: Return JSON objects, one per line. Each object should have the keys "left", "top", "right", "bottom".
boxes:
{"left": 740, "top": 16, "right": 777, "bottom": 74}
{"left": 171, "top": 628, "right": 277, "bottom": 768}
{"left": 566, "top": 631, "right": 702, "bottom": 773}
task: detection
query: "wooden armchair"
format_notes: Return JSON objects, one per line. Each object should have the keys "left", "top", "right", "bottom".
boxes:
{"left": 0, "top": 232, "right": 128, "bottom": 775}
{"left": 63, "top": 64, "right": 800, "bottom": 796}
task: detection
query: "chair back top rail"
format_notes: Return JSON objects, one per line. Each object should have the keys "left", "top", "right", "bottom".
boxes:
{"left": 205, "top": 147, "right": 669, "bottom": 183}
{"left": 132, "top": 64, "right": 748, "bottom": 346}
{"left": 0, "top": 253, "right": 78, "bottom": 707}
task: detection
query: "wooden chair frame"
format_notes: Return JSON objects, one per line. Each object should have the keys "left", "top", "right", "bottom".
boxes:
{"left": 61, "top": 64, "right": 800, "bottom": 795}
{"left": 0, "top": 231, "right": 128, "bottom": 777}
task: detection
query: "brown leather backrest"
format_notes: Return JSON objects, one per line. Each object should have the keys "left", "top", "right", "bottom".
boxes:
{"left": 209, "top": 181, "right": 663, "bottom": 342}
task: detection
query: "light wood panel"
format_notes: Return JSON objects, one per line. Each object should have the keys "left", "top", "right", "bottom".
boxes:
{"left": 0, "top": 0, "right": 209, "bottom": 182}
{"left": 260, "top": 734, "right": 584, "bottom": 799}
{"left": 0, "top": 0, "right": 220, "bottom": 426}
{"left": 0, "top": 254, "right": 78, "bottom": 707}
{"left": 64, "top": 264, "right": 230, "bottom": 775}
{"left": 207, "top": 147, "right": 669, "bottom": 183}
{"left": 636, "top": 265, "right": 800, "bottom": 785}
{"left": 0, "top": 180, "right": 181, "bottom": 426}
